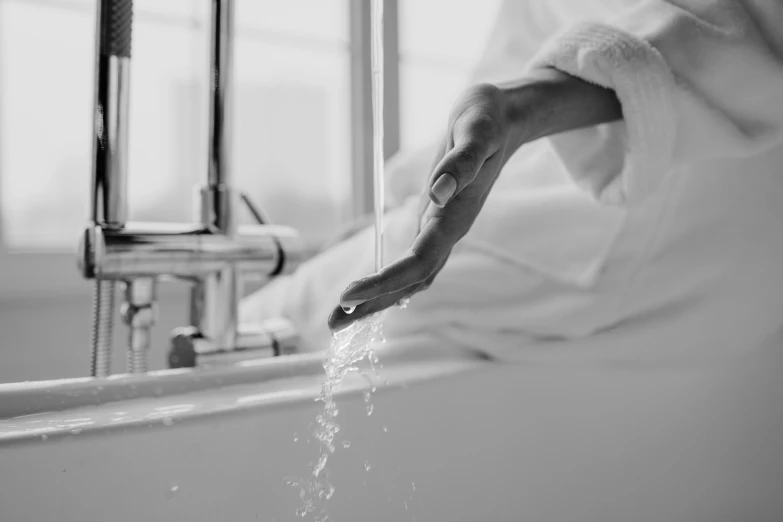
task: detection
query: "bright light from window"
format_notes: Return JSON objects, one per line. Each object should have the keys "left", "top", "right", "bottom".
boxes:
{"left": 0, "top": 0, "right": 350, "bottom": 249}
{"left": 398, "top": 0, "right": 502, "bottom": 150}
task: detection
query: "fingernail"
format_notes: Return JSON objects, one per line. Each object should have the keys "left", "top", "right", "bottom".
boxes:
{"left": 431, "top": 173, "right": 457, "bottom": 206}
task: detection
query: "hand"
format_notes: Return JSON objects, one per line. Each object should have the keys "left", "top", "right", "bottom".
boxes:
{"left": 328, "top": 82, "right": 524, "bottom": 331}
{"left": 328, "top": 68, "right": 622, "bottom": 331}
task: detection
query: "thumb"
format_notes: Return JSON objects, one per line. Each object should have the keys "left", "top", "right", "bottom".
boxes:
{"left": 428, "top": 115, "right": 497, "bottom": 207}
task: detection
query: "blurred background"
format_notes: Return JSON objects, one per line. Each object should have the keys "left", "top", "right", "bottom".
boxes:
{"left": 0, "top": 0, "right": 502, "bottom": 381}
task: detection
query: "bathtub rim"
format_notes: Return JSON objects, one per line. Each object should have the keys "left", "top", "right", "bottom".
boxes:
{"left": 0, "top": 336, "right": 488, "bottom": 446}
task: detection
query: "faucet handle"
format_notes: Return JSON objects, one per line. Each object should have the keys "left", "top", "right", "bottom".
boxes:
{"left": 239, "top": 192, "right": 272, "bottom": 225}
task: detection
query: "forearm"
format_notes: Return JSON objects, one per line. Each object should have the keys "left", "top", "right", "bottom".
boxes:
{"left": 498, "top": 66, "right": 622, "bottom": 147}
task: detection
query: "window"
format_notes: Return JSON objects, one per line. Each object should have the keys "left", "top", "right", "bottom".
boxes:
{"left": 398, "top": 0, "right": 502, "bottom": 150}
{"left": 0, "top": 0, "right": 351, "bottom": 250}
{"left": 0, "top": 0, "right": 505, "bottom": 381}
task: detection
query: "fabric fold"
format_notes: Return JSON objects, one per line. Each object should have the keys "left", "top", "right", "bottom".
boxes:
{"left": 531, "top": 22, "right": 677, "bottom": 206}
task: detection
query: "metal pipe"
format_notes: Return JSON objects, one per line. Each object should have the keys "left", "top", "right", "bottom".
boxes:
{"left": 204, "top": 0, "right": 235, "bottom": 234}
{"left": 121, "top": 277, "right": 157, "bottom": 373}
{"left": 91, "top": 0, "right": 133, "bottom": 228}
{"left": 89, "top": 0, "right": 134, "bottom": 377}
{"left": 189, "top": 267, "right": 238, "bottom": 350}
{"left": 83, "top": 223, "right": 299, "bottom": 279}
{"left": 191, "top": 0, "right": 242, "bottom": 358}
{"left": 168, "top": 319, "right": 299, "bottom": 369}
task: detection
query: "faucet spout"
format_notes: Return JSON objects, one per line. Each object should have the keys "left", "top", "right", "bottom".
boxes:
{"left": 91, "top": 0, "right": 133, "bottom": 230}
{"left": 203, "top": 0, "right": 236, "bottom": 235}
{"left": 79, "top": 0, "right": 305, "bottom": 376}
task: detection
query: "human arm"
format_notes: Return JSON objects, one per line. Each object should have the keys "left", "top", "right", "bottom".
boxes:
{"left": 330, "top": 0, "right": 783, "bottom": 330}
{"left": 329, "top": 67, "right": 622, "bottom": 329}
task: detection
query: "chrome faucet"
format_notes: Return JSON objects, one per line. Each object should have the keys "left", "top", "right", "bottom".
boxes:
{"left": 79, "top": 0, "right": 304, "bottom": 377}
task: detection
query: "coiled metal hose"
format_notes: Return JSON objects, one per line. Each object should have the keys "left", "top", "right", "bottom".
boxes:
{"left": 90, "top": 280, "right": 115, "bottom": 377}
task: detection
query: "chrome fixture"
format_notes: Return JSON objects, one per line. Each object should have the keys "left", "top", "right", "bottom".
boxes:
{"left": 80, "top": 0, "right": 304, "bottom": 377}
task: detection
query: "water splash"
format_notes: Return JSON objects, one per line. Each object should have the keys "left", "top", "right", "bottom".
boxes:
{"left": 289, "top": 0, "right": 388, "bottom": 517}
{"left": 363, "top": 390, "right": 375, "bottom": 416}
{"left": 288, "top": 313, "right": 384, "bottom": 519}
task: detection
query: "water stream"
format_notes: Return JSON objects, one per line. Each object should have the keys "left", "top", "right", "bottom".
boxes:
{"left": 287, "top": 2, "right": 388, "bottom": 520}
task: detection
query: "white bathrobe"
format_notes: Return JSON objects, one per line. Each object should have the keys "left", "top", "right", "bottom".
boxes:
{"left": 242, "top": 0, "right": 783, "bottom": 365}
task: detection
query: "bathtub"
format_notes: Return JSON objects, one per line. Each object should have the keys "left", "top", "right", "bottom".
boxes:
{"left": 1, "top": 332, "right": 782, "bottom": 522}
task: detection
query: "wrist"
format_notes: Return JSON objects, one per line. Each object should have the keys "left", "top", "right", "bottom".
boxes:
{"left": 497, "top": 66, "right": 622, "bottom": 145}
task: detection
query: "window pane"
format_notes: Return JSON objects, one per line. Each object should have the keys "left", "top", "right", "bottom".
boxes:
{"left": 236, "top": 0, "right": 348, "bottom": 46}
{"left": 398, "top": 0, "right": 502, "bottom": 150}
{"left": 399, "top": 0, "right": 501, "bottom": 64}
{"left": 0, "top": 1, "right": 94, "bottom": 249}
{"left": 0, "top": 0, "right": 350, "bottom": 249}
{"left": 232, "top": 39, "right": 352, "bottom": 244}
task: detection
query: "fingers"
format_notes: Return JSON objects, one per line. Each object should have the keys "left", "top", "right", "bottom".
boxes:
{"left": 340, "top": 251, "right": 434, "bottom": 308}
{"left": 428, "top": 111, "right": 501, "bottom": 207}
{"left": 341, "top": 210, "right": 463, "bottom": 304}
{"left": 329, "top": 283, "right": 422, "bottom": 331}
{"left": 329, "top": 256, "right": 444, "bottom": 332}
{"left": 429, "top": 144, "right": 484, "bottom": 207}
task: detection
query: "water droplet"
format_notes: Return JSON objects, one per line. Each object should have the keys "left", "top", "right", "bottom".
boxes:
{"left": 342, "top": 440, "right": 352, "bottom": 449}
{"left": 363, "top": 391, "right": 371, "bottom": 403}
{"left": 382, "top": 425, "right": 388, "bottom": 433}
{"left": 342, "top": 305, "right": 356, "bottom": 314}
{"left": 165, "top": 485, "right": 179, "bottom": 500}
{"left": 397, "top": 297, "right": 410, "bottom": 310}
{"left": 411, "top": 481, "right": 416, "bottom": 491}
{"left": 404, "top": 501, "right": 409, "bottom": 510}
{"left": 293, "top": 433, "right": 299, "bottom": 442}
{"left": 371, "top": 386, "right": 377, "bottom": 393}
{"left": 162, "top": 417, "right": 174, "bottom": 426}
{"left": 366, "top": 403, "right": 374, "bottom": 416}
{"left": 40, "top": 434, "right": 48, "bottom": 441}
{"left": 70, "top": 428, "right": 82, "bottom": 435}
{"left": 363, "top": 461, "right": 372, "bottom": 471}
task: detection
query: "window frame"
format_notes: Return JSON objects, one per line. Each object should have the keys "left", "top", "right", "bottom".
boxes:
{"left": 0, "top": 0, "right": 400, "bottom": 302}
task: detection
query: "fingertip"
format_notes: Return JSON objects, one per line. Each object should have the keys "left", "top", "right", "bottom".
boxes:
{"left": 327, "top": 306, "right": 348, "bottom": 331}
{"left": 339, "top": 299, "right": 364, "bottom": 311}
{"left": 430, "top": 173, "right": 457, "bottom": 206}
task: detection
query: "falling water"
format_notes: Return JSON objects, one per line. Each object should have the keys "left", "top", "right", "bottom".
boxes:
{"left": 287, "top": 2, "right": 388, "bottom": 520}
{"left": 370, "top": 0, "right": 385, "bottom": 273}
{"left": 288, "top": 315, "right": 385, "bottom": 520}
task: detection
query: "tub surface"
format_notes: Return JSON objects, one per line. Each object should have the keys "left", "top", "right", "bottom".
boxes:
{"left": 1, "top": 334, "right": 782, "bottom": 522}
